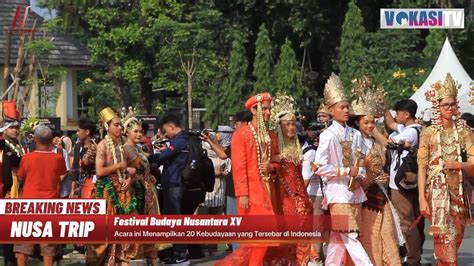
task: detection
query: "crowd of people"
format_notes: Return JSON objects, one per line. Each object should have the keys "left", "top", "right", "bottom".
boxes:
{"left": 0, "top": 72, "right": 473, "bottom": 266}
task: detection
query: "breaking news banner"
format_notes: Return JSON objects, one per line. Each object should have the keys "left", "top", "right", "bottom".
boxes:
{"left": 0, "top": 199, "right": 349, "bottom": 244}
{"left": 0, "top": 199, "right": 107, "bottom": 243}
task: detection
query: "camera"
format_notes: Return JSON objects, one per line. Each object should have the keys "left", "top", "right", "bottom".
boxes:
{"left": 137, "top": 143, "right": 149, "bottom": 153}
{"left": 307, "top": 121, "right": 329, "bottom": 131}
{"left": 386, "top": 142, "right": 412, "bottom": 153}
{"left": 152, "top": 139, "right": 169, "bottom": 149}
{"left": 188, "top": 130, "right": 204, "bottom": 137}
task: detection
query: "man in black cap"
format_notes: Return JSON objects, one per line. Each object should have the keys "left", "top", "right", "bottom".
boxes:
{"left": 372, "top": 99, "right": 424, "bottom": 266}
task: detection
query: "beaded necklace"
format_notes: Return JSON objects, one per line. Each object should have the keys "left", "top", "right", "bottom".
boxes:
{"left": 249, "top": 123, "right": 272, "bottom": 182}
{"left": 105, "top": 134, "right": 125, "bottom": 182}
{"left": 5, "top": 139, "right": 25, "bottom": 157}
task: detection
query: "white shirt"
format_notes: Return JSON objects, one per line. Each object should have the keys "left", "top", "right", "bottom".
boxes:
{"left": 314, "top": 121, "right": 367, "bottom": 207}
{"left": 302, "top": 142, "right": 321, "bottom": 196}
{"left": 388, "top": 123, "right": 422, "bottom": 190}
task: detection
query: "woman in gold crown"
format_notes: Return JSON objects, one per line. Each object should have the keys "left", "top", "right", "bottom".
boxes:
{"left": 418, "top": 73, "right": 474, "bottom": 265}
{"left": 87, "top": 107, "right": 139, "bottom": 265}
{"left": 351, "top": 77, "right": 403, "bottom": 265}
{"left": 121, "top": 107, "right": 160, "bottom": 265}
{"left": 263, "top": 93, "right": 313, "bottom": 265}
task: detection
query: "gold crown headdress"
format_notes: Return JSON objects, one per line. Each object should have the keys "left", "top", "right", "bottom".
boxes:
{"left": 99, "top": 107, "right": 119, "bottom": 125}
{"left": 350, "top": 76, "right": 386, "bottom": 118}
{"left": 271, "top": 93, "right": 297, "bottom": 125}
{"left": 270, "top": 93, "right": 302, "bottom": 163}
{"left": 317, "top": 102, "right": 330, "bottom": 115}
{"left": 121, "top": 106, "right": 141, "bottom": 134}
{"left": 425, "top": 73, "right": 459, "bottom": 102}
{"left": 425, "top": 73, "right": 466, "bottom": 132}
{"left": 324, "top": 73, "right": 348, "bottom": 107}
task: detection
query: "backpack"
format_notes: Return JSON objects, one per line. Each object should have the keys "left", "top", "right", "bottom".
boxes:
{"left": 303, "top": 144, "right": 316, "bottom": 155}
{"left": 394, "top": 127, "right": 420, "bottom": 191}
{"left": 181, "top": 135, "right": 215, "bottom": 192}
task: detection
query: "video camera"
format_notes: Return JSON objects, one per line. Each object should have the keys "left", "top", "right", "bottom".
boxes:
{"left": 152, "top": 139, "right": 170, "bottom": 149}
{"left": 307, "top": 121, "right": 331, "bottom": 131}
{"left": 386, "top": 141, "right": 413, "bottom": 154}
{"left": 188, "top": 129, "right": 234, "bottom": 137}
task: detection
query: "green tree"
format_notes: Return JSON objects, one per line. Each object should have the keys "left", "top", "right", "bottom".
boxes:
{"left": 423, "top": 29, "right": 446, "bottom": 57}
{"left": 43, "top": 0, "right": 228, "bottom": 118}
{"left": 221, "top": 32, "right": 249, "bottom": 120}
{"left": 360, "top": 30, "right": 426, "bottom": 106}
{"left": 253, "top": 24, "right": 273, "bottom": 94}
{"left": 274, "top": 39, "right": 303, "bottom": 100}
{"left": 338, "top": 0, "right": 366, "bottom": 86}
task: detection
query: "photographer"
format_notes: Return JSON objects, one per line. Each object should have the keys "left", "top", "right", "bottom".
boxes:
{"left": 310, "top": 103, "right": 332, "bottom": 147}
{"left": 316, "top": 103, "right": 331, "bottom": 125}
{"left": 305, "top": 100, "right": 331, "bottom": 263}
{"left": 149, "top": 114, "right": 202, "bottom": 263}
{"left": 371, "top": 99, "right": 423, "bottom": 266}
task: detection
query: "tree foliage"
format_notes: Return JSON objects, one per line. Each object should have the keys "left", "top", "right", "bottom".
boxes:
{"left": 275, "top": 39, "right": 303, "bottom": 100}
{"left": 39, "top": 0, "right": 473, "bottom": 125}
{"left": 206, "top": 32, "right": 249, "bottom": 126}
{"left": 338, "top": 0, "right": 366, "bottom": 87}
{"left": 424, "top": 29, "right": 446, "bottom": 58}
{"left": 253, "top": 24, "right": 274, "bottom": 94}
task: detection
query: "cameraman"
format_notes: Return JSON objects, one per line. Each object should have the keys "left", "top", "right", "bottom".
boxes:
{"left": 149, "top": 114, "right": 202, "bottom": 263}
{"left": 371, "top": 99, "right": 423, "bottom": 266}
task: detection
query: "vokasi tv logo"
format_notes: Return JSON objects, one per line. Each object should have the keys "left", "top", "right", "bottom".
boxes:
{"left": 380, "top": 9, "right": 464, "bottom": 29}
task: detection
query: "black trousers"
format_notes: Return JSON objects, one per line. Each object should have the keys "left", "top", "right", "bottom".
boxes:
{"left": 3, "top": 244, "right": 15, "bottom": 264}
{"left": 163, "top": 185, "right": 205, "bottom": 256}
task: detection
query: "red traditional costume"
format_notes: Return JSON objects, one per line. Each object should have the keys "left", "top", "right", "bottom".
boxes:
{"left": 263, "top": 93, "right": 313, "bottom": 265}
{"left": 216, "top": 93, "right": 279, "bottom": 266}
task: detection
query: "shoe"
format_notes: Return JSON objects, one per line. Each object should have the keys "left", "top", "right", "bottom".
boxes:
{"left": 162, "top": 255, "right": 190, "bottom": 265}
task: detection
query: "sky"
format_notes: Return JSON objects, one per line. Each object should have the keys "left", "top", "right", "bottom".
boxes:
{"left": 29, "top": 0, "right": 56, "bottom": 19}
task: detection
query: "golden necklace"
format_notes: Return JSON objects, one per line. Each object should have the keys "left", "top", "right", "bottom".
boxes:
{"left": 105, "top": 135, "right": 125, "bottom": 182}
{"left": 5, "top": 139, "right": 25, "bottom": 157}
{"left": 249, "top": 124, "right": 272, "bottom": 182}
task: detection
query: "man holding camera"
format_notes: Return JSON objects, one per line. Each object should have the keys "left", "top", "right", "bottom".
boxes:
{"left": 372, "top": 99, "right": 424, "bottom": 266}
{"left": 150, "top": 114, "right": 205, "bottom": 264}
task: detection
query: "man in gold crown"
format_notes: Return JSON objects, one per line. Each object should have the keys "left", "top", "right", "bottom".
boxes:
{"left": 417, "top": 73, "right": 474, "bottom": 265}
{"left": 313, "top": 73, "right": 372, "bottom": 265}
{"left": 87, "top": 107, "right": 138, "bottom": 265}
{"left": 217, "top": 92, "right": 280, "bottom": 266}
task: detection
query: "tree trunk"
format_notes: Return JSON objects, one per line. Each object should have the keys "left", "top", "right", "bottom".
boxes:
{"left": 12, "top": 33, "right": 27, "bottom": 101}
{"left": 140, "top": 75, "right": 153, "bottom": 114}
{"left": 118, "top": 78, "right": 133, "bottom": 108}
{"left": 109, "top": 65, "right": 133, "bottom": 108}
{"left": 187, "top": 74, "right": 192, "bottom": 130}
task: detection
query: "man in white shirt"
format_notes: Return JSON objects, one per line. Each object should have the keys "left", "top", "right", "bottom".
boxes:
{"left": 314, "top": 73, "right": 372, "bottom": 266}
{"left": 372, "top": 99, "right": 423, "bottom": 266}
{"left": 303, "top": 104, "right": 331, "bottom": 264}
{"left": 302, "top": 139, "right": 324, "bottom": 263}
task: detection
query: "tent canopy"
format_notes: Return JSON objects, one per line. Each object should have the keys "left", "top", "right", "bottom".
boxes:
{"left": 410, "top": 38, "right": 473, "bottom": 118}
